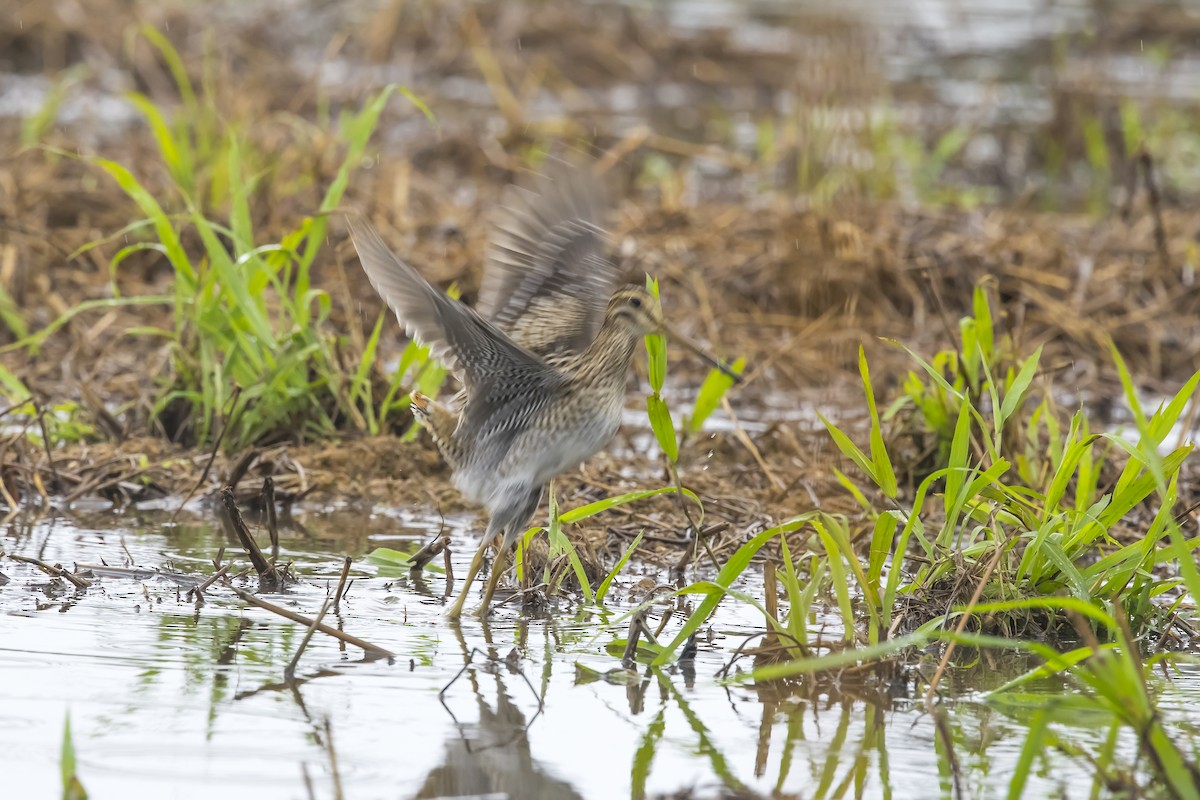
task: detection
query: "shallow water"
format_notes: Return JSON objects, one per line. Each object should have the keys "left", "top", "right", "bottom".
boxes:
{"left": 3, "top": 508, "right": 1195, "bottom": 799}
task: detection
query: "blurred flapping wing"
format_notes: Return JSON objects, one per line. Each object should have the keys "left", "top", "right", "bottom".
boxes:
{"left": 478, "top": 166, "right": 625, "bottom": 361}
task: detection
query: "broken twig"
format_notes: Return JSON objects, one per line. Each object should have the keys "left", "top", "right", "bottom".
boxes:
{"left": 7, "top": 554, "right": 90, "bottom": 589}
{"left": 217, "top": 486, "right": 279, "bottom": 588}
{"left": 228, "top": 586, "right": 394, "bottom": 658}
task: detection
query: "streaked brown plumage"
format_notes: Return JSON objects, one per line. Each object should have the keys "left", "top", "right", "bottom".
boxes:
{"left": 348, "top": 166, "right": 736, "bottom": 618}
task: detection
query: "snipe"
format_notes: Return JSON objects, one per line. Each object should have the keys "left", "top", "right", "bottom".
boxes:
{"left": 348, "top": 166, "right": 738, "bottom": 618}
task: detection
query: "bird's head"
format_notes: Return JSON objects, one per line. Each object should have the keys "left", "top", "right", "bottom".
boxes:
{"left": 607, "top": 286, "right": 664, "bottom": 336}
{"left": 606, "top": 286, "right": 742, "bottom": 383}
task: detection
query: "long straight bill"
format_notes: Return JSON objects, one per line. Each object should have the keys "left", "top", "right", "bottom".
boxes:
{"left": 662, "top": 323, "right": 744, "bottom": 383}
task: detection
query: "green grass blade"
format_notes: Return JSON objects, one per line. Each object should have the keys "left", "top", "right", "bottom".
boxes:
{"left": 653, "top": 515, "right": 816, "bottom": 665}
{"left": 655, "top": 670, "right": 746, "bottom": 792}
{"left": 820, "top": 413, "right": 877, "bottom": 487}
{"left": 647, "top": 395, "right": 679, "bottom": 462}
{"left": 644, "top": 276, "right": 666, "bottom": 392}
{"left": 559, "top": 486, "right": 703, "bottom": 525}
{"left": 397, "top": 86, "right": 437, "bottom": 126}
{"left": 0, "top": 282, "right": 28, "bottom": 340}
{"left": 349, "top": 311, "right": 388, "bottom": 435}
{"left": 1005, "top": 706, "right": 1050, "bottom": 800}
{"left": 744, "top": 631, "right": 931, "bottom": 682}
{"left": 1, "top": 296, "right": 174, "bottom": 356}
{"left": 596, "top": 530, "right": 643, "bottom": 605}
{"left": 91, "top": 158, "right": 194, "bottom": 286}
{"left": 859, "top": 345, "right": 897, "bottom": 498}
{"left": 61, "top": 713, "right": 87, "bottom": 800}
{"left": 813, "top": 518, "right": 856, "bottom": 640}
{"left": 125, "top": 92, "right": 193, "bottom": 195}
{"left": 965, "top": 597, "right": 1116, "bottom": 630}
{"left": 999, "top": 346, "right": 1042, "bottom": 425}
{"left": 631, "top": 707, "right": 666, "bottom": 800}
{"left": 943, "top": 401, "right": 973, "bottom": 505}
{"left": 545, "top": 482, "right": 594, "bottom": 600}
{"left": 867, "top": 511, "right": 899, "bottom": 594}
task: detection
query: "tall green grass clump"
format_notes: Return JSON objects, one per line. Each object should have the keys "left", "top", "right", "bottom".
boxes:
{"left": 619, "top": 282, "right": 1200, "bottom": 793}
{"left": 22, "top": 28, "right": 441, "bottom": 450}
{"left": 633, "top": 283, "right": 1198, "bottom": 672}
{"left": 821, "top": 284, "right": 1200, "bottom": 641}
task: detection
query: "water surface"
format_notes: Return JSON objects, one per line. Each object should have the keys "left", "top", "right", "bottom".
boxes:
{"left": 2, "top": 508, "right": 1190, "bottom": 799}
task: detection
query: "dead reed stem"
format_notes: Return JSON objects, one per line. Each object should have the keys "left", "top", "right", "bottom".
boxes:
{"left": 332, "top": 556, "right": 351, "bottom": 614}
{"left": 286, "top": 595, "right": 334, "bottom": 679}
{"left": 217, "top": 486, "right": 277, "bottom": 585}
{"left": 7, "top": 553, "right": 91, "bottom": 588}
{"left": 263, "top": 476, "right": 279, "bottom": 561}
{"left": 923, "top": 542, "right": 1005, "bottom": 707}
{"left": 228, "top": 585, "right": 395, "bottom": 658}
{"left": 171, "top": 386, "right": 243, "bottom": 523}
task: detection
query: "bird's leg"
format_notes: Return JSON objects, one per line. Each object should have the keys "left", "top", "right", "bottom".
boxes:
{"left": 448, "top": 535, "right": 490, "bottom": 619}
{"left": 518, "top": 536, "right": 529, "bottom": 592}
{"left": 475, "top": 546, "right": 510, "bottom": 619}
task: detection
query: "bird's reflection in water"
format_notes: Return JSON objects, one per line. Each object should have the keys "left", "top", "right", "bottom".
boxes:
{"left": 414, "top": 656, "right": 583, "bottom": 800}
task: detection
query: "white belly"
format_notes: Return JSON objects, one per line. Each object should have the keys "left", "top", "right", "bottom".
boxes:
{"left": 453, "top": 405, "right": 622, "bottom": 514}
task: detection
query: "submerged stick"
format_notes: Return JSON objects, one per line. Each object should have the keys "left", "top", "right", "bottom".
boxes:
{"left": 75, "top": 563, "right": 196, "bottom": 587}
{"left": 192, "top": 564, "right": 231, "bottom": 597}
{"left": 924, "top": 542, "right": 1004, "bottom": 707}
{"left": 932, "top": 705, "right": 965, "bottom": 800}
{"left": 8, "top": 554, "right": 90, "bottom": 589}
{"left": 228, "top": 586, "right": 394, "bottom": 658}
{"left": 442, "top": 540, "right": 454, "bottom": 594}
{"left": 322, "top": 718, "right": 345, "bottom": 800}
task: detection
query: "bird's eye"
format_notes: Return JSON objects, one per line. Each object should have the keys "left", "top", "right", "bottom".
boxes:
{"left": 629, "top": 296, "right": 642, "bottom": 309}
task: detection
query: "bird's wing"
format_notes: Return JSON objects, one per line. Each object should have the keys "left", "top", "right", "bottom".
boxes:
{"left": 347, "top": 215, "right": 559, "bottom": 399}
{"left": 477, "top": 165, "right": 625, "bottom": 360}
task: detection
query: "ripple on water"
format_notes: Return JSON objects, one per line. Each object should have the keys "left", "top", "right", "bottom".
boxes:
{"left": 1, "top": 497, "right": 1193, "bottom": 800}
